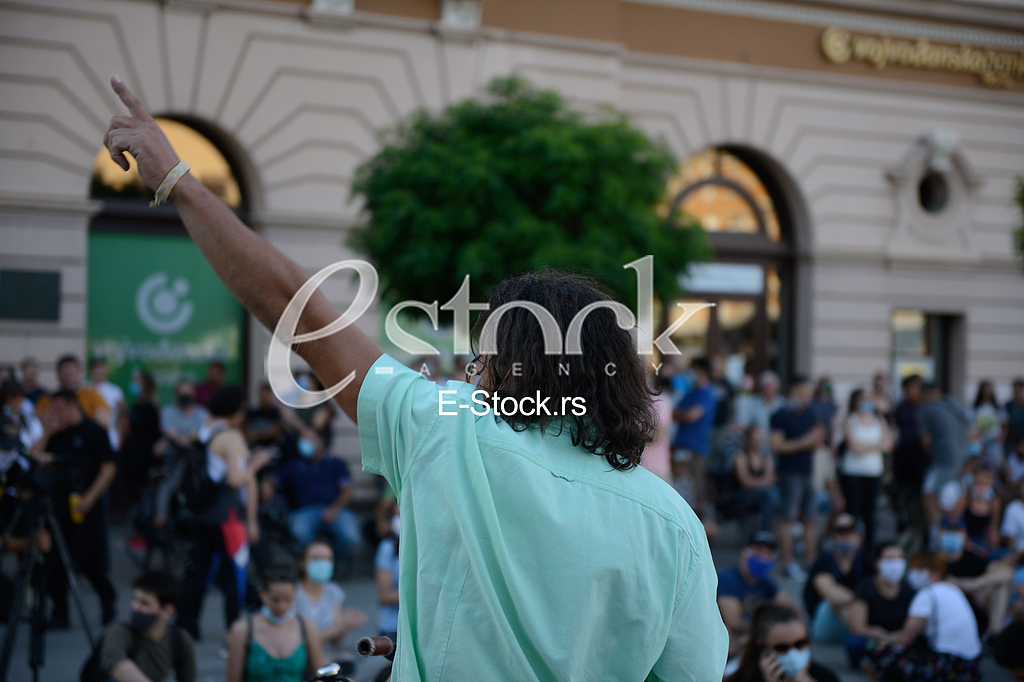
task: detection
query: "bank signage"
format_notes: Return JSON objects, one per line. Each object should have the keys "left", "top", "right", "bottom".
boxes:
{"left": 88, "top": 232, "right": 244, "bottom": 403}
{"left": 821, "top": 26, "right": 1024, "bottom": 89}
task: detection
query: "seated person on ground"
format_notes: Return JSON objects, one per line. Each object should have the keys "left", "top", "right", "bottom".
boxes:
{"left": 732, "top": 425, "right": 781, "bottom": 534}
{"left": 864, "top": 552, "right": 982, "bottom": 682}
{"left": 952, "top": 465, "right": 1002, "bottom": 555}
{"left": 272, "top": 428, "right": 361, "bottom": 562}
{"left": 999, "top": 481, "right": 1024, "bottom": 621}
{"left": 938, "top": 513, "right": 1013, "bottom": 639}
{"left": 724, "top": 602, "right": 841, "bottom": 682}
{"left": 98, "top": 571, "right": 196, "bottom": 682}
{"left": 295, "top": 540, "right": 367, "bottom": 663}
{"left": 846, "top": 540, "right": 916, "bottom": 669}
{"left": 994, "top": 620, "right": 1024, "bottom": 682}
{"left": 717, "top": 531, "right": 797, "bottom": 660}
{"left": 803, "top": 513, "right": 867, "bottom": 644}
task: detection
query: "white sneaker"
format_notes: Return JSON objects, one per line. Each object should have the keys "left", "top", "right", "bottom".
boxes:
{"left": 785, "top": 562, "right": 807, "bottom": 581}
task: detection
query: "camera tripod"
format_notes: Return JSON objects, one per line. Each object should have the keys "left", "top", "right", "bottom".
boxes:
{"left": 0, "top": 493, "right": 95, "bottom": 682}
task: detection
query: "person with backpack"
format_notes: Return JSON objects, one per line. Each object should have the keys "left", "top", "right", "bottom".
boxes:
{"left": 226, "top": 565, "right": 325, "bottom": 682}
{"left": 86, "top": 571, "right": 196, "bottom": 682}
{"left": 176, "top": 386, "right": 265, "bottom": 641}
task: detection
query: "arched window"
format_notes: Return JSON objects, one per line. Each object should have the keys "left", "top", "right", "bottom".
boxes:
{"left": 87, "top": 120, "right": 248, "bottom": 405}
{"left": 663, "top": 147, "right": 795, "bottom": 383}
{"left": 90, "top": 117, "right": 242, "bottom": 208}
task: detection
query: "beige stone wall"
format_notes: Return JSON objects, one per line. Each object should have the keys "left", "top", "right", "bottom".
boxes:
{"left": 1, "top": 0, "right": 1022, "bottom": 425}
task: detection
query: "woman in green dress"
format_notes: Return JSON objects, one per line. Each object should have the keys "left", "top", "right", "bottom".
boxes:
{"left": 226, "top": 566, "right": 325, "bottom": 682}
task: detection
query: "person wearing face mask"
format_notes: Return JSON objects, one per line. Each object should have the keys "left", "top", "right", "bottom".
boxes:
{"left": 938, "top": 514, "right": 1015, "bottom": 642}
{"left": 802, "top": 513, "right": 867, "bottom": 645}
{"left": 839, "top": 388, "right": 893, "bottom": 558}
{"left": 226, "top": 566, "right": 325, "bottom": 682}
{"left": 725, "top": 602, "right": 840, "bottom": 682}
{"left": 160, "top": 380, "right": 209, "bottom": 455}
{"left": 953, "top": 465, "right": 1003, "bottom": 554}
{"left": 846, "top": 541, "right": 916, "bottom": 669}
{"left": 865, "top": 552, "right": 982, "bottom": 682}
{"left": 295, "top": 540, "right": 367, "bottom": 664}
{"left": 717, "top": 532, "right": 799, "bottom": 664}
{"left": 271, "top": 427, "right": 361, "bottom": 565}
{"left": 96, "top": 571, "right": 196, "bottom": 682}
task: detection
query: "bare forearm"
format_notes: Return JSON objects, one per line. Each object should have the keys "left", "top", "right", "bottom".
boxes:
{"left": 171, "top": 176, "right": 314, "bottom": 333}
{"left": 84, "top": 463, "right": 117, "bottom": 507}
{"left": 111, "top": 659, "right": 155, "bottom": 682}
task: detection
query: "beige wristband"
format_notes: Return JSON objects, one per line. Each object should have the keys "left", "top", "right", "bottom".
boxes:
{"left": 150, "top": 160, "right": 190, "bottom": 207}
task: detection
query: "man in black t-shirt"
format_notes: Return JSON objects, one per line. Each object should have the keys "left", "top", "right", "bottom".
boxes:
{"left": 30, "top": 390, "right": 117, "bottom": 627}
{"left": 771, "top": 376, "right": 826, "bottom": 580}
{"left": 939, "top": 514, "right": 1013, "bottom": 639}
{"left": 803, "top": 513, "right": 867, "bottom": 644}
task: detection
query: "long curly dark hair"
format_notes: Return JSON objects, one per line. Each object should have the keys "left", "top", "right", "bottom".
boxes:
{"left": 469, "top": 269, "right": 657, "bottom": 471}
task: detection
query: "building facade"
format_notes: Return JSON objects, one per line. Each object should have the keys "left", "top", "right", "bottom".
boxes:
{"left": 2, "top": 0, "right": 1023, "bottom": 464}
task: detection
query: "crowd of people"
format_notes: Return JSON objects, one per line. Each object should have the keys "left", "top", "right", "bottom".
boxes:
{"left": 2, "top": 346, "right": 1024, "bottom": 682}
{"left": 0, "top": 354, "right": 397, "bottom": 682}
{"left": 653, "top": 354, "right": 1024, "bottom": 681}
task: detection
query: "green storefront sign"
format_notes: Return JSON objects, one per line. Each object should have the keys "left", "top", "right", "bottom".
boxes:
{"left": 88, "top": 232, "right": 244, "bottom": 404}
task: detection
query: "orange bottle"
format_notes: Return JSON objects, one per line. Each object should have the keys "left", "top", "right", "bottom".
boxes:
{"left": 69, "top": 493, "right": 84, "bottom": 524}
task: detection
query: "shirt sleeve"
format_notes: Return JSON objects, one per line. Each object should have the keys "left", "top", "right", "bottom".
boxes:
{"left": 648, "top": 536, "right": 729, "bottom": 682}
{"left": 334, "top": 458, "right": 352, "bottom": 487}
{"left": 375, "top": 538, "right": 396, "bottom": 570}
{"left": 770, "top": 410, "right": 786, "bottom": 433}
{"left": 907, "top": 589, "right": 933, "bottom": 620}
{"left": 99, "top": 623, "right": 133, "bottom": 675}
{"left": 176, "top": 630, "right": 197, "bottom": 682}
{"left": 357, "top": 355, "right": 448, "bottom": 496}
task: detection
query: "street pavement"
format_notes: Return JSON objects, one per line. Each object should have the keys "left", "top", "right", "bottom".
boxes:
{"left": 3, "top": 513, "right": 1013, "bottom": 682}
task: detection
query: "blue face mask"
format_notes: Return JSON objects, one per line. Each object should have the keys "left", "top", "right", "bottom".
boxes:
{"left": 746, "top": 555, "right": 775, "bottom": 580}
{"left": 306, "top": 559, "right": 333, "bottom": 584}
{"left": 776, "top": 647, "right": 811, "bottom": 677}
{"left": 859, "top": 400, "right": 875, "bottom": 413}
{"left": 968, "top": 441, "right": 982, "bottom": 456}
{"left": 297, "top": 438, "right": 316, "bottom": 459}
{"left": 940, "top": 531, "right": 964, "bottom": 554}
{"left": 260, "top": 604, "right": 295, "bottom": 625}
{"left": 834, "top": 540, "right": 858, "bottom": 556}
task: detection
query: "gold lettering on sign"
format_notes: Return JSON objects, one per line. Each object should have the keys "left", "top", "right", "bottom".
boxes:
{"left": 820, "top": 26, "right": 1024, "bottom": 88}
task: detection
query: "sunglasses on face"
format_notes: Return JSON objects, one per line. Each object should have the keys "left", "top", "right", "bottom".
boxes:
{"left": 767, "top": 638, "right": 810, "bottom": 654}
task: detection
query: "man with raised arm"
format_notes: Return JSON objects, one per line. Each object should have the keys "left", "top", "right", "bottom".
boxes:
{"left": 103, "top": 76, "right": 727, "bottom": 681}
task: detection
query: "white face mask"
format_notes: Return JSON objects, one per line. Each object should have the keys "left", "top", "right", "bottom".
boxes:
{"left": 907, "top": 568, "right": 931, "bottom": 591}
{"left": 776, "top": 647, "right": 811, "bottom": 677}
{"left": 878, "top": 558, "right": 906, "bottom": 585}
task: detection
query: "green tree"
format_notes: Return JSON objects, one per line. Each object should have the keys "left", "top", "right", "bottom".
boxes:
{"left": 349, "top": 76, "right": 707, "bottom": 311}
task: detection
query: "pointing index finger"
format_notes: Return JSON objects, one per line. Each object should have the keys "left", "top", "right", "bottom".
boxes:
{"left": 110, "top": 75, "right": 153, "bottom": 122}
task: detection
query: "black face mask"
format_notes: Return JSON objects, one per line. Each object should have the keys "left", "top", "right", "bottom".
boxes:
{"left": 176, "top": 394, "right": 193, "bottom": 408}
{"left": 129, "top": 610, "right": 159, "bottom": 632}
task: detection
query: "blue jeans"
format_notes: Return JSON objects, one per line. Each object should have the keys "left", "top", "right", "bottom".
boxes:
{"left": 289, "top": 506, "right": 362, "bottom": 560}
{"left": 812, "top": 600, "right": 850, "bottom": 644}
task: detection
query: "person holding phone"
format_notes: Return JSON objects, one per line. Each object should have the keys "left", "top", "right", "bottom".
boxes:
{"left": 725, "top": 603, "right": 839, "bottom": 682}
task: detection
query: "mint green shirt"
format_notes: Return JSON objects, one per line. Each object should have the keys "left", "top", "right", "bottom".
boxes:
{"left": 358, "top": 355, "right": 727, "bottom": 681}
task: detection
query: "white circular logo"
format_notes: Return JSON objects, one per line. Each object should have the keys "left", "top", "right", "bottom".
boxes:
{"left": 135, "top": 272, "right": 194, "bottom": 335}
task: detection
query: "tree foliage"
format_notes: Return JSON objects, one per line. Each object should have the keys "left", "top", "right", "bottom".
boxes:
{"left": 348, "top": 76, "right": 708, "bottom": 310}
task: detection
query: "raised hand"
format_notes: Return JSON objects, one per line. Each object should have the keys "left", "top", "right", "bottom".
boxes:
{"left": 103, "top": 75, "right": 181, "bottom": 191}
